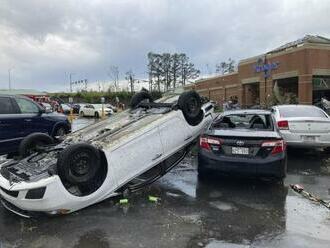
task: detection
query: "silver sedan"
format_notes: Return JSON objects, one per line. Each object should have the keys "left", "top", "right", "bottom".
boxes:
{"left": 271, "top": 105, "right": 330, "bottom": 149}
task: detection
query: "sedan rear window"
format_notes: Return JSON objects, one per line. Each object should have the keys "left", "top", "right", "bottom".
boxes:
{"left": 212, "top": 113, "right": 273, "bottom": 130}
{"left": 279, "top": 107, "right": 327, "bottom": 118}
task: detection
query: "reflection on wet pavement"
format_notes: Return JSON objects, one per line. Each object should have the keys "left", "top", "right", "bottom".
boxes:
{"left": 0, "top": 141, "right": 330, "bottom": 247}
{"left": 72, "top": 117, "right": 100, "bottom": 132}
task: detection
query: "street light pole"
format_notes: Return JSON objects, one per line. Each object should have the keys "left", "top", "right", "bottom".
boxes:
{"left": 69, "top": 72, "right": 75, "bottom": 92}
{"left": 8, "top": 69, "right": 12, "bottom": 90}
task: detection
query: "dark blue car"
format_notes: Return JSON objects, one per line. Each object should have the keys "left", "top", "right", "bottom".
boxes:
{"left": 0, "top": 94, "right": 71, "bottom": 156}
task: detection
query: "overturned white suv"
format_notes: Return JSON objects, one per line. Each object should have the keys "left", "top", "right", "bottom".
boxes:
{"left": 0, "top": 90, "right": 213, "bottom": 217}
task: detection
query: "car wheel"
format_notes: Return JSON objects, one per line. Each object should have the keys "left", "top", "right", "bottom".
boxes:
{"left": 95, "top": 112, "right": 100, "bottom": 118}
{"left": 80, "top": 111, "right": 84, "bottom": 117}
{"left": 178, "top": 91, "right": 204, "bottom": 126}
{"left": 130, "top": 91, "right": 153, "bottom": 109}
{"left": 57, "top": 143, "right": 101, "bottom": 185}
{"left": 19, "top": 133, "right": 54, "bottom": 158}
{"left": 54, "top": 126, "right": 67, "bottom": 137}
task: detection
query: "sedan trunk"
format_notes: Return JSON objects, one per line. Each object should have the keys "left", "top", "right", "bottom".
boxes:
{"left": 287, "top": 117, "right": 330, "bottom": 134}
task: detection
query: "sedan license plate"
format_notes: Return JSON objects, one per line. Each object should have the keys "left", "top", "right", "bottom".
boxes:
{"left": 232, "top": 147, "right": 249, "bottom": 155}
{"left": 302, "top": 136, "right": 316, "bottom": 142}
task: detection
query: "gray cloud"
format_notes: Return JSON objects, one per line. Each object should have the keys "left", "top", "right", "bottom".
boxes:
{"left": 0, "top": 0, "right": 329, "bottom": 91}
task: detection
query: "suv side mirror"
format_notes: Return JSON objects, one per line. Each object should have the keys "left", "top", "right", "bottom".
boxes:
{"left": 39, "top": 108, "right": 46, "bottom": 115}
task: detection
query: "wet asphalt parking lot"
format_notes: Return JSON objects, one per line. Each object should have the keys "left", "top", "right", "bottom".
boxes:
{"left": 0, "top": 117, "right": 330, "bottom": 248}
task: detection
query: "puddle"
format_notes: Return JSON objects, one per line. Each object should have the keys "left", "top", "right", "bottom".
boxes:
{"left": 209, "top": 201, "right": 237, "bottom": 211}
{"left": 73, "top": 229, "right": 110, "bottom": 248}
{"left": 205, "top": 240, "right": 250, "bottom": 248}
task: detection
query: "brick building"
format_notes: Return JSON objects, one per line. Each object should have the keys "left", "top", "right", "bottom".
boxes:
{"left": 185, "top": 35, "right": 330, "bottom": 107}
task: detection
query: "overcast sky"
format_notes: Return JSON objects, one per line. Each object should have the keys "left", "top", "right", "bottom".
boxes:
{"left": 0, "top": 0, "right": 329, "bottom": 92}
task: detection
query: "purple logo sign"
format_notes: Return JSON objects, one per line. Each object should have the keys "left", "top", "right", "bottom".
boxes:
{"left": 254, "top": 58, "right": 279, "bottom": 78}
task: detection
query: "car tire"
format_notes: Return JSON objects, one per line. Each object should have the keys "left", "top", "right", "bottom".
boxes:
{"left": 57, "top": 143, "right": 101, "bottom": 185}
{"left": 95, "top": 112, "right": 100, "bottom": 118}
{"left": 130, "top": 91, "right": 153, "bottom": 109}
{"left": 80, "top": 111, "right": 84, "bottom": 117}
{"left": 178, "top": 91, "right": 204, "bottom": 126}
{"left": 54, "top": 126, "right": 67, "bottom": 137}
{"left": 19, "top": 133, "right": 54, "bottom": 158}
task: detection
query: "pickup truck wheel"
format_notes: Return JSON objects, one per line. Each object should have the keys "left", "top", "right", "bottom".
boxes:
{"left": 178, "top": 91, "right": 204, "bottom": 126}
{"left": 19, "top": 133, "right": 54, "bottom": 158}
{"left": 130, "top": 91, "right": 153, "bottom": 109}
{"left": 57, "top": 143, "right": 101, "bottom": 185}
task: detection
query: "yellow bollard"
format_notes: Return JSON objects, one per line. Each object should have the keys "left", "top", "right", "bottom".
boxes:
{"left": 69, "top": 107, "right": 74, "bottom": 123}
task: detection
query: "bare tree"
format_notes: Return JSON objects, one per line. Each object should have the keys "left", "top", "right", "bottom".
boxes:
{"left": 107, "top": 66, "right": 120, "bottom": 91}
{"left": 147, "top": 52, "right": 200, "bottom": 90}
{"left": 216, "top": 58, "right": 236, "bottom": 75}
{"left": 125, "top": 70, "right": 136, "bottom": 93}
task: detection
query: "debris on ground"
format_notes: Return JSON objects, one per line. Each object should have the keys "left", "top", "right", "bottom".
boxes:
{"left": 290, "top": 184, "right": 330, "bottom": 210}
{"left": 148, "top": 195, "right": 161, "bottom": 203}
{"left": 119, "top": 199, "right": 129, "bottom": 204}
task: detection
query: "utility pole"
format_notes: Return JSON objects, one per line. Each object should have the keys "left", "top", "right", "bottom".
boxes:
{"left": 8, "top": 68, "right": 12, "bottom": 90}
{"left": 69, "top": 73, "right": 75, "bottom": 92}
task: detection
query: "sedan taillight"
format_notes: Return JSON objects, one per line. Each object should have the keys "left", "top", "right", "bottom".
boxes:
{"left": 277, "top": 120, "right": 289, "bottom": 130}
{"left": 261, "top": 140, "right": 286, "bottom": 155}
{"left": 200, "top": 136, "right": 222, "bottom": 151}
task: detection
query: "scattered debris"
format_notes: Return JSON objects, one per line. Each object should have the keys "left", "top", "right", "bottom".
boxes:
{"left": 148, "top": 195, "right": 160, "bottom": 203}
{"left": 119, "top": 199, "right": 129, "bottom": 204}
{"left": 290, "top": 184, "right": 330, "bottom": 210}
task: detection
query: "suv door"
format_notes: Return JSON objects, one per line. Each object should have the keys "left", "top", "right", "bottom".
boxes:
{"left": 14, "top": 97, "right": 49, "bottom": 135}
{"left": 0, "top": 96, "right": 22, "bottom": 154}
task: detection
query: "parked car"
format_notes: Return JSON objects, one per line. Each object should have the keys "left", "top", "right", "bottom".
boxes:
{"left": 271, "top": 105, "right": 330, "bottom": 149}
{"left": 70, "top": 104, "right": 82, "bottom": 114}
{"left": 106, "top": 104, "right": 118, "bottom": 112}
{"left": 0, "top": 94, "right": 71, "bottom": 157}
{"left": 60, "top": 104, "right": 72, "bottom": 114}
{"left": 79, "top": 104, "right": 113, "bottom": 118}
{"left": 39, "top": 102, "right": 53, "bottom": 112}
{"left": 198, "top": 109, "right": 287, "bottom": 180}
{"left": 0, "top": 90, "right": 214, "bottom": 217}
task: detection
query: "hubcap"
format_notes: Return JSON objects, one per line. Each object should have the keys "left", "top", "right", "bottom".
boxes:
{"left": 71, "top": 151, "right": 90, "bottom": 176}
{"left": 187, "top": 97, "right": 198, "bottom": 114}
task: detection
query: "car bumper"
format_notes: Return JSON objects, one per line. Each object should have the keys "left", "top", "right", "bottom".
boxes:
{"left": 198, "top": 150, "right": 286, "bottom": 178}
{"left": 280, "top": 131, "right": 330, "bottom": 148}
{"left": 0, "top": 174, "right": 76, "bottom": 217}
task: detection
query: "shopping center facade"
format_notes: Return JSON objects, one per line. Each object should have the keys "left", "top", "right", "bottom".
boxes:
{"left": 185, "top": 35, "right": 330, "bottom": 107}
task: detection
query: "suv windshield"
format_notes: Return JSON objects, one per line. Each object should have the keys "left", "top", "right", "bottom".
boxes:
{"left": 212, "top": 113, "right": 273, "bottom": 131}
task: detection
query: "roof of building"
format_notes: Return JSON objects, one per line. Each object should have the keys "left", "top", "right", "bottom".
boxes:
{"left": 0, "top": 89, "right": 48, "bottom": 96}
{"left": 267, "top": 35, "right": 330, "bottom": 54}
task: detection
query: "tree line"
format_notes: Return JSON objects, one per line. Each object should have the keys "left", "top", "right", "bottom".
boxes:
{"left": 147, "top": 52, "right": 200, "bottom": 92}
{"left": 105, "top": 55, "right": 236, "bottom": 94}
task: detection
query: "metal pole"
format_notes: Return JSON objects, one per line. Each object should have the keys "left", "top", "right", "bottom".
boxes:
{"left": 8, "top": 69, "right": 11, "bottom": 90}
{"left": 69, "top": 73, "right": 72, "bottom": 92}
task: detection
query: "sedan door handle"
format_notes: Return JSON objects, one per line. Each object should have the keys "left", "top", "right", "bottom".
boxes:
{"left": 24, "top": 119, "right": 32, "bottom": 122}
{"left": 152, "top": 153, "right": 162, "bottom": 161}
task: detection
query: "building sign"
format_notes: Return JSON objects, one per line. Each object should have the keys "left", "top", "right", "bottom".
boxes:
{"left": 253, "top": 57, "right": 279, "bottom": 78}
{"left": 313, "top": 77, "right": 330, "bottom": 90}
